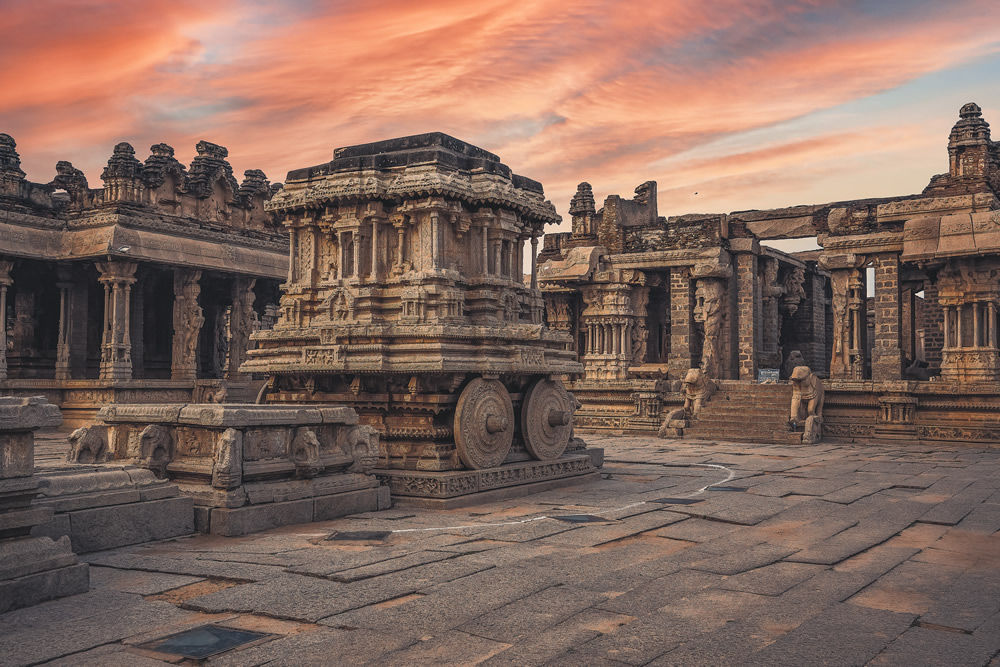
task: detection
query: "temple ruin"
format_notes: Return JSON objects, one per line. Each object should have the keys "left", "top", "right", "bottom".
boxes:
{"left": 0, "top": 136, "right": 287, "bottom": 426}
{"left": 539, "top": 102, "right": 1000, "bottom": 446}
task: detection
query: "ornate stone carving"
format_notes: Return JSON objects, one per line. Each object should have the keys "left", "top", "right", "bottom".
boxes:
{"left": 212, "top": 428, "right": 243, "bottom": 489}
{"left": 138, "top": 424, "right": 174, "bottom": 478}
{"left": 344, "top": 425, "right": 379, "bottom": 473}
{"left": 291, "top": 426, "right": 323, "bottom": 478}
{"left": 66, "top": 426, "right": 110, "bottom": 464}
{"left": 171, "top": 270, "right": 203, "bottom": 381}
{"left": 227, "top": 277, "right": 257, "bottom": 379}
{"left": 694, "top": 279, "right": 726, "bottom": 378}
{"left": 521, "top": 378, "right": 573, "bottom": 461}
{"left": 454, "top": 378, "right": 514, "bottom": 469}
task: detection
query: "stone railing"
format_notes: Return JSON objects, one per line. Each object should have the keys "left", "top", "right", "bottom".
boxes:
{"left": 73, "top": 403, "right": 387, "bottom": 535}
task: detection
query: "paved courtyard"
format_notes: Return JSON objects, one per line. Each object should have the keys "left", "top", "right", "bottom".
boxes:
{"left": 4, "top": 434, "right": 1000, "bottom": 666}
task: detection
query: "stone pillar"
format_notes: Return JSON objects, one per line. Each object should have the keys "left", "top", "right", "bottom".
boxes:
{"left": 530, "top": 235, "right": 539, "bottom": 290}
{"left": 130, "top": 280, "right": 144, "bottom": 379}
{"left": 0, "top": 397, "right": 88, "bottom": 613}
{"left": 0, "top": 260, "right": 11, "bottom": 380}
{"left": 226, "top": 277, "right": 257, "bottom": 380}
{"left": 96, "top": 261, "right": 137, "bottom": 382}
{"left": 667, "top": 267, "right": 694, "bottom": 377}
{"left": 171, "top": 270, "right": 203, "bottom": 381}
{"left": 517, "top": 236, "right": 526, "bottom": 284}
{"left": 734, "top": 248, "right": 760, "bottom": 380}
{"left": 287, "top": 226, "right": 298, "bottom": 284}
{"left": 54, "top": 267, "right": 73, "bottom": 381}
{"left": 872, "top": 253, "right": 903, "bottom": 381}
{"left": 809, "top": 272, "right": 827, "bottom": 373}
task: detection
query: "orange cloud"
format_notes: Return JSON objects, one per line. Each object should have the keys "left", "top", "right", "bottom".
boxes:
{"left": 1, "top": 0, "right": 998, "bottom": 221}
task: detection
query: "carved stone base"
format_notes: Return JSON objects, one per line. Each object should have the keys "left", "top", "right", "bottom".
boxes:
{"left": 375, "top": 452, "right": 602, "bottom": 507}
{"left": 31, "top": 467, "right": 194, "bottom": 553}
{"left": 0, "top": 537, "right": 90, "bottom": 614}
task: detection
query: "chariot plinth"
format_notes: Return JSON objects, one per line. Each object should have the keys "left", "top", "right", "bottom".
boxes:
{"left": 243, "top": 133, "right": 601, "bottom": 504}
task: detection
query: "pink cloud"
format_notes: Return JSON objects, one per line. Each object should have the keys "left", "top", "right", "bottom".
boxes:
{"left": 1, "top": 0, "right": 998, "bottom": 220}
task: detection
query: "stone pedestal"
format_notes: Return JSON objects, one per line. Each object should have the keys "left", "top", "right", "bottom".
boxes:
{"left": 91, "top": 403, "right": 387, "bottom": 536}
{"left": 0, "top": 396, "right": 89, "bottom": 614}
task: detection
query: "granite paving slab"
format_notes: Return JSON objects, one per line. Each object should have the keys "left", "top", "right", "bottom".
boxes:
{"left": 715, "top": 561, "right": 825, "bottom": 596}
{"left": 5, "top": 434, "right": 1000, "bottom": 666}
{"left": 747, "top": 603, "right": 916, "bottom": 667}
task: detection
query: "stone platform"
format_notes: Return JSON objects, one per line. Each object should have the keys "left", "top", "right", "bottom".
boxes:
{"left": 31, "top": 466, "right": 193, "bottom": 553}
{"left": 83, "top": 403, "right": 390, "bottom": 536}
{"left": 377, "top": 449, "right": 604, "bottom": 508}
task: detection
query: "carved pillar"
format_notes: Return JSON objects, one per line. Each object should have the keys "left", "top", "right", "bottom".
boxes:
{"left": 370, "top": 216, "right": 382, "bottom": 281}
{"left": 667, "top": 267, "right": 694, "bottom": 377}
{"left": 96, "top": 260, "right": 137, "bottom": 381}
{"left": 810, "top": 272, "right": 827, "bottom": 373}
{"left": 828, "top": 265, "right": 865, "bottom": 380}
{"left": 54, "top": 267, "right": 73, "bottom": 380}
{"left": 735, "top": 248, "right": 760, "bottom": 380}
{"left": 517, "top": 236, "right": 526, "bottom": 284}
{"left": 226, "top": 277, "right": 257, "bottom": 380}
{"left": 287, "top": 224, "right": 298, "bottom": 284}
{"left": 872, "top": 253, "right": 903, "bottom": 381}
{"left": 171, "top": 270, "right": 203, "bottom": 381}
{"left": 530, "top": 235, "right": 539, "bottom": 290}
{"left": 391, "top": 214, "right": 408, "bottom": 276}
{"left": 0, "top": 260, "right": 10, "bottom": 380}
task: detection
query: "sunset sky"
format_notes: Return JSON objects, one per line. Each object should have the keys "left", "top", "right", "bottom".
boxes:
{"left": 3, "top": 0, "right": 1000, "bottom": 233}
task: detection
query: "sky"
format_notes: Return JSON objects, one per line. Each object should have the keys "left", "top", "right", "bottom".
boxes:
{"left": 3, "top": 0, "right": 1000, "bottom": 235}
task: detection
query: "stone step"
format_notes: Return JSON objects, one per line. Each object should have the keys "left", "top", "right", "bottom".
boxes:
{"left": 686, "top": 431, "right": 803, "bottom": 445}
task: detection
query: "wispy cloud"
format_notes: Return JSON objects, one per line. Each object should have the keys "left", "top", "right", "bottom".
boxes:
{"left": 2, "top": 0, "right": 998, "bottom": 218}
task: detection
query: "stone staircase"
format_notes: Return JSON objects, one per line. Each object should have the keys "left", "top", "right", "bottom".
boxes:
{"left": 683, "top": 382, "right": 803, "bottom": 444}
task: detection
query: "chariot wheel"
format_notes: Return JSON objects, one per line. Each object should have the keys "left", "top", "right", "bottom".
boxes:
{"left": 454, "top": 378, "right": 514, "bottom": 469}
{"left": 521, "top": 377, "right": 573, "bottom": 460}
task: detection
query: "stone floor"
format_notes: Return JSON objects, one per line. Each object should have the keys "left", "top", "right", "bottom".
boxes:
{"left": 5, "top": 434, "right": 1000, "bottom": 666}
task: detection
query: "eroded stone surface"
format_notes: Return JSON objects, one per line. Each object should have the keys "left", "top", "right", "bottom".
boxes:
{"left": 3, "top": 426, "right": 1000, "bottom": 665}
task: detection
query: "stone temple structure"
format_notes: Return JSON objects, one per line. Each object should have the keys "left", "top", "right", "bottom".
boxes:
{"left": 243, "top": 133, "right": 601, "bottom": 503}
{"left": 0, "top": 136, "right": 288, "bottom": 426}
{"left": 540, "top": 103, "right": 1000, "bottom": 446}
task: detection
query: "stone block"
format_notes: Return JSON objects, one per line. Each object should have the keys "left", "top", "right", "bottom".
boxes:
{"left": 67, "top": 496, "right": 194, "bottom": 553}
{"left": 0, "top": 432, "right": 34, "bottom": 479}
{"left": 209, "top": 497, "right": 314, "bottom": 536}
{"left": 193, "top": 504, "right": 211, "bottom": 533}
{"left": 0, "top": 396, "right": 63, "bottom": 432}
{"left": 313, "top": 487, "right": 383, "bottom": 521}
{"left": 0, "top": 562, "right": 89, "bottom": 614}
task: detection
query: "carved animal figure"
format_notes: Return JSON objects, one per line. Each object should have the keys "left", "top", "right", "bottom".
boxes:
{"left": 66, "top": 426, "right": 109, "bottom": 463}
{"left": 138, "top": 424, "right": 174, "bottom": 478}
{"left": 291, "top": 427, "right": 322, "bottom": 478}
{"left": 682, "top": 367, "right": 716, "bottom": 417}
{"left": 344, "top": 425, "right": 380, "bottom": 473}
{"left": 783, "top": 350, "right": 806, "bottom": 380}
{"left": 789, "top": 365, "right": 824, "bottom": 444}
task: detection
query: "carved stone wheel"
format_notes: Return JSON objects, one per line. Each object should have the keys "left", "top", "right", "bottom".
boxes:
{"left": 454, "top": 378, "right": 514, "bottom": 469}
{"left": 521, "top": 378, "right": 573, "bottom": 461}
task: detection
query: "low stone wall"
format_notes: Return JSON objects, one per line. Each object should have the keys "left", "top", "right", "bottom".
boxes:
{"left": 31, "top": 466, "right": 193, "bottom": 553}
{"left": 0, "top": 379, "right": 262, "bottom": 429}
{"left": 0, "top": 396, "right": 89, "bottom": 613}
{"left": 82, "top": 403, "right": 389, "bottom": 536}
{"left": 824, "top": 380, "right": 1000, "bottom": 446}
